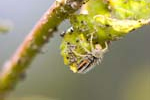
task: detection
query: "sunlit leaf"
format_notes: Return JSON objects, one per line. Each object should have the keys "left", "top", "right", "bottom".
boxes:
{"left": 60, "top": 0, "right": 150, "bottom": 73}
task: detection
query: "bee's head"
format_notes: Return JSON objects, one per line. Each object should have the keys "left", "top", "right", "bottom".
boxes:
{"left": 92, "top": 44, "right": 103, "bottom": 58}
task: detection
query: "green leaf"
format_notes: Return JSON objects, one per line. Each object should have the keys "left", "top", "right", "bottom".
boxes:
{"left": 60, "top": 0, "right": 150, "bottom": 73}
{"left": 108, "top": 0, "right": 150, "bottom": 19}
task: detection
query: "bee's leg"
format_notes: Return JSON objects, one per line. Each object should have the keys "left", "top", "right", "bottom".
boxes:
{"left": 78, "top": 40, "right": 91, "bottom": 54}
{"left": 90, "top": 32, "right": 94, "bottom": 51}
{"left": 102, "top": 42, "right": 108, "bottom": 53}
{"left": 71, "top": 49, "right": 86, "bottom": 57}
{"left": 67, "top": 42, "right": 86, "bottom": 58}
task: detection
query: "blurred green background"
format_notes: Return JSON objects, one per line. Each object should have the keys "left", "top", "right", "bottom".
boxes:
{"left": 0, "top": 0, "right": 150, "bottom": 100}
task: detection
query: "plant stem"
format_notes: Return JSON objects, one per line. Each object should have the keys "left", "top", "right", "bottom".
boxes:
{"left": 0, "top": 0, "right": 87, "bottom": 99}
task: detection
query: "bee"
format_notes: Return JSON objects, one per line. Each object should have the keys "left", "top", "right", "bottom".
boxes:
{"left": 70, "top": 32, "right": 108, "bottom": 74}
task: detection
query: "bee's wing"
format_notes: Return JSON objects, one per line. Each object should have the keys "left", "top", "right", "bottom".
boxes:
{"left": 77, "top": 58, "right": 96, "bottom": 74}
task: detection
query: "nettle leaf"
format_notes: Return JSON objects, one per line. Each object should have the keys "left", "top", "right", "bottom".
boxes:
{"left": 80, "top": 0, "right": 111, "bottom": 17}
{"left": 60, "top": 0, "right": 150, "bottom": 73}
{"left": 94, "top": 15, "right": 150, "bottom": 36}
{"left": 108, "top": 0, "right": 150, "bottom": 19}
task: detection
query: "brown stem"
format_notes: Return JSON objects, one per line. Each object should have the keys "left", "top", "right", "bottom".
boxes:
{"left": 0, "top": 0, "right": 87, "bottom": 99}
